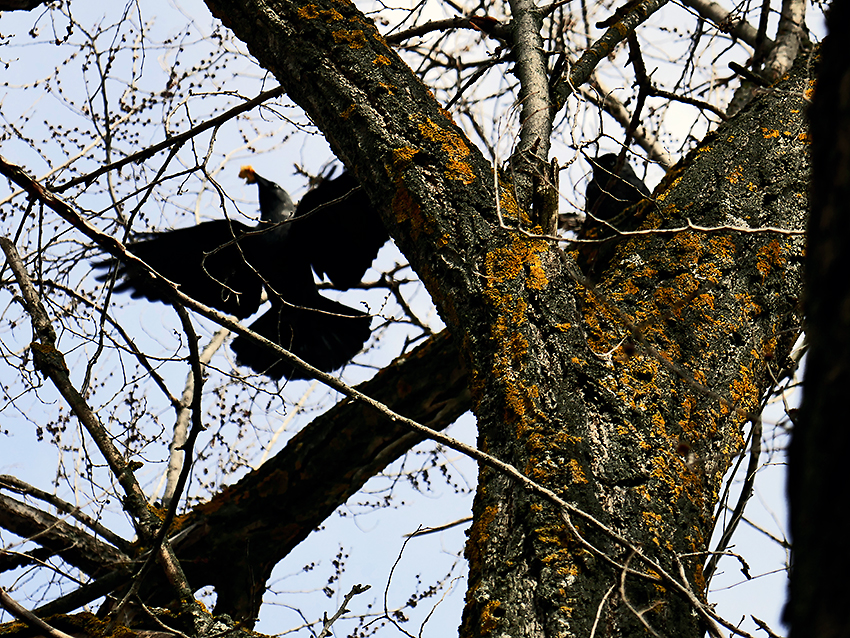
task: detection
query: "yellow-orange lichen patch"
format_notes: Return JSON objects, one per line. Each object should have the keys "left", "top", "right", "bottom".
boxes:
{"left": 726, "top": 165, "right": 744, "bottom": 184}
{"left": 464, "top": 500, "right": 501, "bottom": 575}
{"left": 567, "top": 458, "right": 589, "bottom": 484}
{"left": 298, "top": 4, "right": 320, "bottom": 18}
{"left": 804, "top": 79, "right": 816, "bottom": 101}
{"left": 641, "top": 510, "right": 672, "bottom": 549}
{"left": 484, "top": 234, "right": 550, "bottom": 290}
{"left": 332, "top": 29, "right": 367, "bottom": 48}
{"left": 392, "top": 146, "right": 418, "bottom": 164}
{"left": 708, "top": 235, "right": 736, "bottom": 265}
{"left": 762, "top": 336, "right": 777, "bottom": 361}
{"left": 494, "top": 178, "right": 521, "bottom": 223}
{"left": 417, "top": 117, "right": 475, "bottom": 184}
{"left": 728, "top": 373, "right": 758, "bottom": 409}
{"left": 650, "top": 410, "right": 668, "bottom": 437}
{"left": 373, "top": 54, "right": 391, "bottom": 66}
{"left": 755, "top": 239, "right": 787, "bottom": 281}
{"left": 389, "top": 171, "right": 435, "bottom": 244}
{"left": 298, "top": 4, "right": 344, "bottom": 20}
{"left": 479, "top": 599, "right": 503, "bottom": 634}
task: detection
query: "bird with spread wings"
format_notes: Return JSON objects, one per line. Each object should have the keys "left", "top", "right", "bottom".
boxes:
{"left": 96, "top": 166, "right": 389, "bottom": 380}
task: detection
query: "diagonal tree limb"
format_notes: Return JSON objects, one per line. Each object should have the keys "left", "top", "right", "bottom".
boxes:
{"left": 552, "top": 0, "right": 669, "bottom": 111}
{"left": 0, "top": 475, "right": 132, "bottom": 555}
{"left": 0, "top": 588, "right": 76, "bottom": 638}
{"left": 0, "top": 492, "right": 131, "bottom": 575}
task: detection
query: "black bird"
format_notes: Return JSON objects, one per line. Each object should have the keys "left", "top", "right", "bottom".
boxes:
{"left": 96, "top": 166, "right": 389, "bottom": 380}
{"left": 585, "top": 153, "right": 650, "bottom": 221}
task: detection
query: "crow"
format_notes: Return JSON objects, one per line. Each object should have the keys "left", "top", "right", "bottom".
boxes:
{"left": 585, "top": 153, "right": 650, "bottom": 221}
{"left": 96, "top": 166, "right": 389, "bottom": 380}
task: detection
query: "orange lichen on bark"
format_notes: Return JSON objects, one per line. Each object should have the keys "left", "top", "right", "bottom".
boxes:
{"left": 331, "top": 29, "right": 367, "bottom": 48}
{"left": 755, "top": 238, "right": 787, "bottom": 281}
{"left": 417, "top": 118, "right": 475, "bottom": 184}
{"left": 298, "top": 4, "right": 342, "bottom": 19}
{"left": 484, "top": 235, "right": 549, "bottom": 290}
{"left": 387, "top": 148, "right": 431, "bottom": 242}
{"left": 641, "top": 510, "right": 672, "bottom": 549}
{"left": 479, "top": 600, "right": 503, "bottom": 634}
{"left": 566, "top": 458, "right": 588, "bottom": 484}
{"left": 726, "top": 165, "right": 744, "bottom": 183}
{"left": 463, "top": 498, "right": 502, "bottom": 598}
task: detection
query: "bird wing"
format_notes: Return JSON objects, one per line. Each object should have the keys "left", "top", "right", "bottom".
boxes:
{"left": 291, "top": 172, "right": 389, "bottom": 289}
{"left": 95, "top": 220, "right": 266, "bottom": 318}
{"left": 230, "top": 292, "right": 372, "bottom": 380}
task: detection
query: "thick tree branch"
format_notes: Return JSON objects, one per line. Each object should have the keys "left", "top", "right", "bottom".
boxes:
{"left": 762, "top": 0, "right": 806, "bottom": 82}
{"left": 0, "top": 0, "right": 50, "bottom": 8}
{"left": 168, "top": 330, "right": 469, "bottom": 621}
{"left": 0, "top": 492, "right": 130, "bottom": 575}
{"left": 0, "top": 589, "right": 76, "bottom": 638}
{"left": 0, "top": 475, "right": 132, "bottom": 555}
{"left": 679, "top": 0, "right": 773, "bottom": 49}
{"left": 508, "top": 0, "right": 554, "bottom": 216}
{"left": 789, "top": 2, "right": 850, "bottom": 634}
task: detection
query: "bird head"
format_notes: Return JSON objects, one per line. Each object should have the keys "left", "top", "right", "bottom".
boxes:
{"left": 589, "top": 153, "right": 620, "bottom": 180}
{"left": 239, "top": 165, "right": 295, "bottom": 223}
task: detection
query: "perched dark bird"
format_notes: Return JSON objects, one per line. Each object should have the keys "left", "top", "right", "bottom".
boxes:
{"left": 96, "top": 166, "right": 389, "bottom": 380}
{"left": 585, "top": 153, "right": 650, "bottom": 222}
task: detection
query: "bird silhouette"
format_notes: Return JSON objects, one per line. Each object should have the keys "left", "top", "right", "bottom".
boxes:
{"left": 96, "top": 166, "right": 388, "bottom": 380}
{"left": 585, "top": 153, "right": 650, "bottom": 222}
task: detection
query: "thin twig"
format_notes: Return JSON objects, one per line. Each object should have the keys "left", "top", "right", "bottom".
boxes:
{"left": 317, "top": 584, "right": 371, "bottom": 638}
{"left": 53, "top": 86, "right": 286, "bottom": 193}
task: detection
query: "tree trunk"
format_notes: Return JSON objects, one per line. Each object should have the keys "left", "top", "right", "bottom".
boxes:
{"left": 200, "top": 0, "right": 809, "bottom": 634}
{"left": 789, "top": 0, "right": 850, "bottom": 635}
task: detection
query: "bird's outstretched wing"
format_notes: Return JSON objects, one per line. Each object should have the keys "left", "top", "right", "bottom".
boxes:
{"left": 95, "top": 220, "right": 266, "bottom": 319}
{"left": 230, "top": 293, "right": 372, "bottom": 380}
{"left": 291, "top": 171, "right": 390, "bottom": 289}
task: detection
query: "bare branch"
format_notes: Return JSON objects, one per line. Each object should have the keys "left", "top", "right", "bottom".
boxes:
{"left": 0, "top": 588, "right": 76, "bottom": 638}
{"left": 553, "top": 0, "right": 669, "bottom": 111}
{"left": 53, "top": 86, "right": 287, "bottom": 193}
{"left": 0, "top": 236, "right": 194, "bottom": 604}
{"left": 679, "top": 0, "right": 773, "bottom": 49}
{"left": 317, "top": 584, "right": 371, "bottom": 638}
{"left": 0, "top": 475, "right": 131, "bottom": 554}
{"left": 762, "top": 0, "right": 807, "bottom": 82}
{"left": 508, "top": 0, "right": 554, "bottom": 214}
